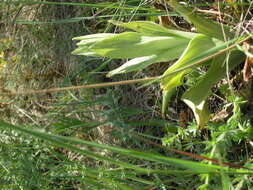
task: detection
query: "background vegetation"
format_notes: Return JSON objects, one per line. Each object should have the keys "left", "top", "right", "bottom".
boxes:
{"left": 1, "top": 0, "right": 253, "bottom": 189}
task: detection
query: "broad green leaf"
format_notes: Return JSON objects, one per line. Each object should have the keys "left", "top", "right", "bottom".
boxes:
{"left": 106, "top": 44, "right": 186, "bottom": 77}
{"left": 161, "top": 34, "right": 216, "bottom": 91}
{"left": 167, "top": 0, "right": 234, "bottom": 40}
{"left": 182, "top": 50, "right": 245, "bottom": 127}
{"left": 72, "top": 21, "right": 195, "bottom": 74}
{"left": 109, "top": 20, "right": 196, "bottom": 39}
{"left": 90, "top": 32, "right": 189, "bottom": 58}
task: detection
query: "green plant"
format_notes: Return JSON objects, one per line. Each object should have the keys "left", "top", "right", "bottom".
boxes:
{"left": 1, "top": 0, "right": 253, "bottom": 189}
{"left": 72, "top": 0, "right": 250, "bottom": 127}
{"left": 1, "top": 120, "right": 252, "bottom": 190}
{"left": 162, "top": 94, "right": 253, "bottom": 189}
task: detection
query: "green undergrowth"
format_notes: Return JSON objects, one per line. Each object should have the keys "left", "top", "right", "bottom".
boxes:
{"left": 0, "top": 0, "right": 253, "bottom": 189}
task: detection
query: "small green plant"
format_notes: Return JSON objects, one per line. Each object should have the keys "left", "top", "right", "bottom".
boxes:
{"left": 72, "top": 0, "right": 249, "bottom": 127}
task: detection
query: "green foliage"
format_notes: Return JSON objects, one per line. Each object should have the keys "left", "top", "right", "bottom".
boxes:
{"left": 162, "top": 99, "right": 253, "bottom": 189}
{"left": 1, "top": 120, "right": 252, "bottom": 190}
{"left": 160, "top": 34, "right": 216, "bottom": 90}
{"left": 182, "top": 51, "right": 245, "bottom": 127}
{"left": 1, "top": 0, "right": 253, "bottom": 189}
{"left": 72, "top": 0, "right": 249, "bottom": 126}
{"left": 72, "top": 21, "right": 195, "bottom": 78}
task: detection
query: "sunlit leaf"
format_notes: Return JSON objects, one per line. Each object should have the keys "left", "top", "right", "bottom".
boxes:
{"left": 182, "top": 50, "right": 245, "bottom": 126}
{"left": 161, "top": 34, "right": 216, "bottom": 91}
{"left": 109, "top": 20, "right": 196, "bottom": 39}
{"left": 90, "top": 32, "right": 189, "bottom": 58}
{"left": 106, "top": 44, "right": 186, "bottom": 77}
{"left": 107, "top": 55, "right": 157, "bottom": 77}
